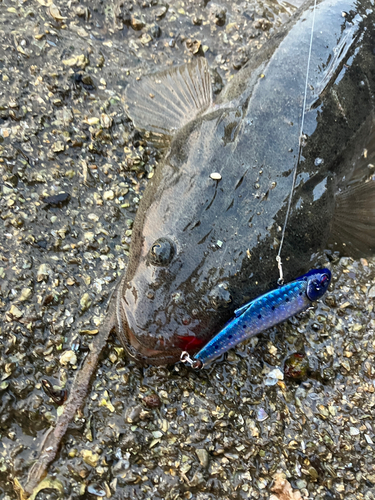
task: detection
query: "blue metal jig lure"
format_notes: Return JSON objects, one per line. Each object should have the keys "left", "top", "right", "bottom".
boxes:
{"left": 181, "top": 268, "right": 331, "bottom": 369}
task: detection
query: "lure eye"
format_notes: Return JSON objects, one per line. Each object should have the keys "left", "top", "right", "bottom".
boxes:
{"left": 306, "top": 272, "right": 331, "bottom": 301}
{"left": 148, "top": 238, "right": 175, "bottom": 266}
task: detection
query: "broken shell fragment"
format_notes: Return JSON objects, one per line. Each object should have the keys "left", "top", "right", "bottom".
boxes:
{"left": 49, "top": 4, "right": 66, "bottom": 21}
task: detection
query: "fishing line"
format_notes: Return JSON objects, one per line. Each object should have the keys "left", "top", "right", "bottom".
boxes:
{"left": 276, "top": 0, "right": 317, "bottom": 285}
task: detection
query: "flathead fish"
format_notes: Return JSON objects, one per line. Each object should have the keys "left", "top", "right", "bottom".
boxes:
{"left": 110, "top": 0, "right": 375, "bottom": 365}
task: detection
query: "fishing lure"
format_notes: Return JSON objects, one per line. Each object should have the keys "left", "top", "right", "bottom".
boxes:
{"left": 181, "top": 268, "right": 331, "bottom": 369}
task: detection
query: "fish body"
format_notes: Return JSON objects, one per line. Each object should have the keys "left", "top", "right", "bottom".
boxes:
{"left": 112, "top": 0, "right": 375, "bottom": 365}
{"left": 192, "top": 269, "right": 331, "bottom": 367}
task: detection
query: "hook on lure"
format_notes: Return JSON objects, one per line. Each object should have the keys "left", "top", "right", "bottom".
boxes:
{"left": 181, "top": 268, "right": 331, "bottom": 369}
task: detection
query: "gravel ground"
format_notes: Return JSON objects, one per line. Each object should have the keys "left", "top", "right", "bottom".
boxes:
{"left": 1, "top": 0, "right": 375, "bottom": 499}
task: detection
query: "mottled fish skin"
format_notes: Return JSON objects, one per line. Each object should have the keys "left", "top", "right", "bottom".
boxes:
{"left": 114, "top": 0, "right": 375, "bottom": 365}
{"left": 193, "top": 269, "right": 331, "bottom": 367}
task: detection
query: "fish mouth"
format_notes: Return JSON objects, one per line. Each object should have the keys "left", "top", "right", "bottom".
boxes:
{"left": 117, "top": 296, "right": 187, "bottom": 366}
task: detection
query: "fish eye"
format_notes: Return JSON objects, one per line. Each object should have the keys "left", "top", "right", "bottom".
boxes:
{"left": 148, "top": 237, "right": 175, "bottom": 266}
{"left": 306, "top": 272, "right": 330, "bottom": 301}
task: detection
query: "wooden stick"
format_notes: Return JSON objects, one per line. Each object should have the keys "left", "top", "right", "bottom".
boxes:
{"left": 24, "top": 312, "right": 115, "bottom": 496}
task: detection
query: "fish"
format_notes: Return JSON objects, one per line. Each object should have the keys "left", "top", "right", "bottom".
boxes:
{"left": 185, "top": 269, "right": 331, "bottom": 368}
{"left": 109, "top": 0, "right": 375, "bottom": 366}
{"left": 22, "top": 1, "right": 375, "bottom": 492}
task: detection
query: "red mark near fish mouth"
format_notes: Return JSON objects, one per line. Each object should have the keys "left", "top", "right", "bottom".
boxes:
{"left": 176, "top": 335, "right": 206, "bottom": 352}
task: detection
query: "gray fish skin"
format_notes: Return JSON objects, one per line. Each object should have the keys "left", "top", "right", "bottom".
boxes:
{"left": 112, "top": 0, "right": 375, "bottom": 365}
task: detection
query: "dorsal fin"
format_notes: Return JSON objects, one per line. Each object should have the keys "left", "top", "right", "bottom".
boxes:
{"left": 234, "top": 300, "right": 255, "bottom": 318}
{"left": 125, "top": 58, "right": 212, "bottom": 147}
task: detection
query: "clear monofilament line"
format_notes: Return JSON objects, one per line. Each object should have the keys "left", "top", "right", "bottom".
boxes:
{"left": 276, "top": 0, "right": 317, "bottom": 284}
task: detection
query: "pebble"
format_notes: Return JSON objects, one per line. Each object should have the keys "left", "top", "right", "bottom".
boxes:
{"left": 100, "top": 113, "right": 112, "bottom": 128}
{"left": 103, "top": 190, "right": 115, "bottom": 200}
{"left": 37, "top": 263, "right": 51, "bottom": 282}
{"left": 349, "top": 426, "right": 360, "bottom": 436}
{"left": 210, "top": 172, "right": 222, "bottom": 180}
{"left": 60, "top": 350, "right": 77, "bottom": 366}
{"left": 19, "top": 288, "right": 32, "bottom": 301}
{"left": 130, "top": 16, "right": 145, "bottom": 30}
{"left": 143, "top": 393, "right": 161, "bottom": 408}
{"left": 81, "top": 449, "right": 100, "bottom": 468}
{"left": 196, "top": 448, "right": 210, "bottom": 468}
{"left": 9, "top": 305, "right": 23, "bottom": 319}
{"left": 80, "top": 293, "right": 92, "bottom": 312}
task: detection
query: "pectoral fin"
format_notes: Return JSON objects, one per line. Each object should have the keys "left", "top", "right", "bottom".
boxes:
{"left": 125, "top": 58, "right": 212, "bottom": 147}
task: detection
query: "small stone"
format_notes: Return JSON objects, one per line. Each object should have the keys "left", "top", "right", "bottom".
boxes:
{"left": 86, "top": 117, "right": 100, "bottom": 126}
{"left": 19, "top": 288, "right": 32, "bottom": 301}
{"left": 130, "top": 16, "right": 145, "bottom": 30}
{"left": 150, "top": 24, "right": 161, "bottom": 38}
{"left": 37, "top": 263, "right": 51, "bottom": 282}
{"left": 368, "top": 285, "right": 375, "bottom": 298}
{"left": 155, "top": 5, "right": 168, "bottom": 20}
{"left": 84, "top": 232, "right": 95, "bottom": 242}
{"left": 349, "top": 426, "right": 360, "bottom": 436}
{"left": 52, "top": 141, "right": 65, "bottom": 153}
{"left": 365, "top": 434, "right": 373, "bottom": 444}
{"left": 152, "top": 430, "right": 163, "bottom": 439}
{"left": 81, "top": 449, "right": 100, "bottom": 468}
{"left": 196, "top": 448, "right": 209, "bottom": 468}
{"left": 62, "top": 54, "right": 89, "bottom": 69}
{"left": 60, "top": 350, "right": 77, "bottom": 366}
{"left": 80, "top": 293, "right": 92, "bottom": 312}
{"left": 75, "top": 6, "right": 87, "bottom": 17}
{"left": 125, "top": 405, "right": 143, "bottom": 424}
{"left": 210, "top": 4, "right": 226, "bottom": 26}
{"left": 99, "top": 391, "right": 115, "bottom": 412}
{"left": 186, "top": 39, "right": 201, "bottom": 55}
{"left": 335, "top": 483, "right": 345, "bottom": 493}
{"left": 140, "top": 33, "right": 152, "bottom": 45}
{"left": 308, "top": 466, "right": 319, "bottom": 481}
{"left": 254, "top": 18, "right": 272, "bottom": 31}
{"left": 284, "top": 353, "right": 309, "bottom": 381}
{"left": 9, "top": 305, "right": 23, "bottom": 319}
{"left": 143, "top": 393, "right": 161, "bottom": 408}
{"left": 100, "top": 113, "right": 112, "bottom": 129}
{"left": 257, "top": 478, "right": 267, "bottom": 489}
{"left": 295, "top": 479, "right": 307, "bottom": 489}
{"left": 80, "top": 329, "right": 98, "bottom": 335}
{"left": 0, "top": 381, "right": 9, "bottom": 391}
{"left": 210, "top": 172, "right": 222, "bottom": 180}
{"left": 42, "top": 192, "right": 71, "bottom": 206}
{"left": 103, "top": 190, "right": 114, "bottom": 200}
